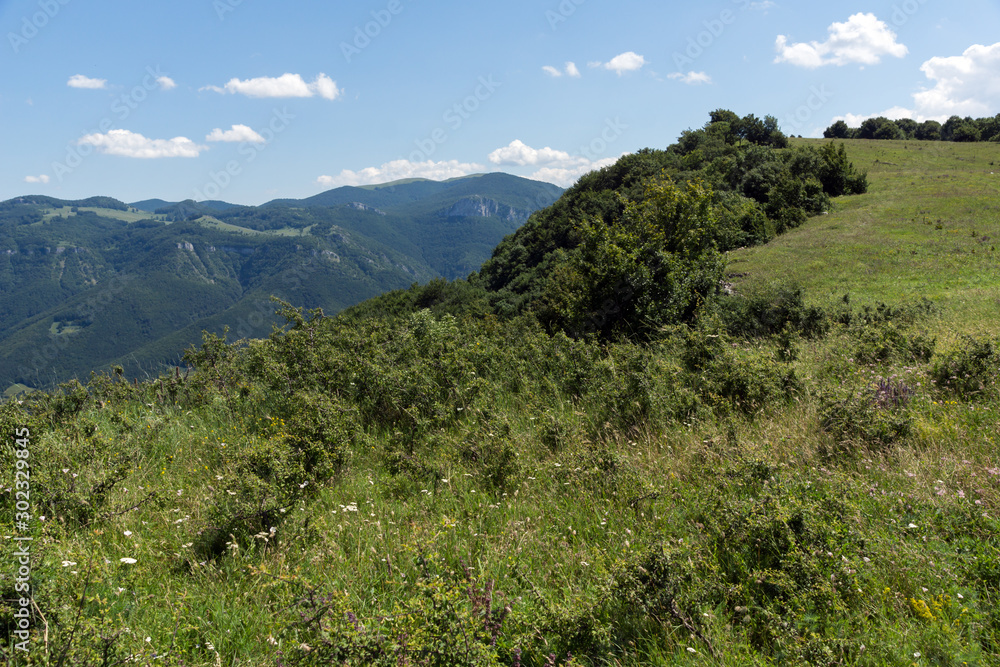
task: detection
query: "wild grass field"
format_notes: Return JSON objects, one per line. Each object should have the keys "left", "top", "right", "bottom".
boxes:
{"left": 732, "top": 139, "right": 1000, "bottom": 338}
{"left": 40, "top": 208, "right": 169, "bottom": 224}
{"left": 2, "top": 139, "right": 999, "bottom": 666}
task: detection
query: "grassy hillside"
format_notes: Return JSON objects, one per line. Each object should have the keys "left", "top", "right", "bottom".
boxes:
{"left": 41, "top": 207, "right": 170, "bottom": 224}
{"left": 2, "top": 137, "right": 999, "bottom": 666}
{"left": 731, "top": 139, "right": 1000, "bottom": 338}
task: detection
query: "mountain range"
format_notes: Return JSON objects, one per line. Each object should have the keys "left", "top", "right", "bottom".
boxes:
{"left": 0, "top": 173, "right": 562, "bottom": 391}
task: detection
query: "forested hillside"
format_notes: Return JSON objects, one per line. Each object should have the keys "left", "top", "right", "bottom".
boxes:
{"left": 2, "top": 115, "right": 1000, "bottom": 666}
{"left": 345, "top": 110, "right": 866, "bottom": 335}
{"left": 0, "top": 174, "right": 560, "bottom": 391}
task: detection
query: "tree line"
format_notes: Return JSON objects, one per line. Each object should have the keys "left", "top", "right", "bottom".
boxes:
{"left": 824, "top": 114, "right": 1000, "bottom": 142}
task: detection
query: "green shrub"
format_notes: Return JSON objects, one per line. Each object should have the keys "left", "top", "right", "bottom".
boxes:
{"left": 711, "top": 281, "right": 829, "bottom": 339}
{"left": 22, "top": 378, "right": 91, "bottom": 426}
{"left": 610, "top": 462, "right": 870, "bottom": 664}
{"left": 930, "top": 336, "right": 1000, "bottom": 398}
{"left": 538, "top": 410, "right": 578, "bottom": 454}
{"left": 197, "top": 393, "right": 360, "bottom": 559}
{"left": 277, "top": 557, "right": 511, "bottom": 666}
{"left": 679, "top": 326, "right": 800, "bottom": 416}
{"left": 851, "top": 321, "right": 935, "bottom": 365}
{"left": 11, "top": 407, "right": 140, "bottom": 529}
{"left": 198, "top": 434, "right": 307, "bottom": 559}
{"left": 820, "top": 376, "right": 914, "bottom": 453}
{"left": 590, "top": 344, "right": 657, "bottom": 430}
{"left": 459, "top": 415, "right": 520, "bottom": 492}
{"left": 282, "top": 391, "right": 359, "bottom": 478}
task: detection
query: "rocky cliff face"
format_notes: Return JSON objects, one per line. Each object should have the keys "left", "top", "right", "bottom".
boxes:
{"left": 348, "top": 202, "right": 387, "bottom": 215}
{"left": 444, "top": 196, "right": 528, "bottom": 223}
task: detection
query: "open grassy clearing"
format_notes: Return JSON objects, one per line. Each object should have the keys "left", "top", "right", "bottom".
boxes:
{"left": 731, "top": 139, "right": 1000, "bottom": 339}
{"left": 40, "top": 207, "right": 169, "bottom": 224}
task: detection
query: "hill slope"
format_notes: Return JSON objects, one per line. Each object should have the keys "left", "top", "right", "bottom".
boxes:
{"left": 7, "top": 129, "right": 1000, "bottom": 665}
{"left": 729, "top": 139, "right": 1000, "bottom": 338}
{"left": 0, "top": 173, "right": 561, "bottom": 389}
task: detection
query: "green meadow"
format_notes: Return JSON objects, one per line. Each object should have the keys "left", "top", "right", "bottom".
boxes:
{"left": 732, "top": 139, "right": 1000, "bottom": 339}
{"left": 2, "top": 138, "right": 999, "bottom": 666}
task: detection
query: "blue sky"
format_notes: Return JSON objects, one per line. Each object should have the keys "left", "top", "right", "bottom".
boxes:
{"left": 2, "top": 0, "right": 999, "bottom": 205}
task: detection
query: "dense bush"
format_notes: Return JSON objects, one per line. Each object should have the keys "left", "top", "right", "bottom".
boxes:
{"left": 930, "top": 336, "right": 1000, "bottom": 398}
{"left": 850, "top": 321, "right": 936, "bottom": 365}
{"left": 711, "top": 281, "right": 829, "bottom": 339}
{"left": 825, "top": 113, "right": 1000, "bottom": 143}
{"left": 466, "top": 112, "right": 868, "bottom": 334}
{"left": 676, "top": 324, "right": 800, "bottom": 416}
{"left": 819, "top": 376, "right": 915, "bottom": 454}
{"left": 275, "top": 555, "right": 512, "bottom": 666}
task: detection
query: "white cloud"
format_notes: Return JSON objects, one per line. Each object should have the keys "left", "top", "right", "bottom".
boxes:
{"left": 317, "top": 159, "right": 485, "bottom": 188}
{"left": 833, "top": 42, "right": 1000, "bottom": 124}
{"left": 603, "top": 51, "right": 648, "bottom": 76}
{"left": 489, "top": 140, "right": 579, "bottom": 167}
{"left": 204, "top": 73, "right": 340, "bottom": 100}
{"left": 530, "top": 156, "right": 622, "bottom": 188}
{"left": 748, "top": 1, "right": 776, "bottom": 10}
{"left": 913, "top": 42, "right": 1000, "bottom": 117}
{"left": 668, "top": 71, "right": 712, "bottom": 85}
{"left": 312, "top": 74, "right": 340, "bottom": 101}
{"left": 833, "top": 107, "right": 916, "bottom": 126}
{"left": 24, "top": 174, "right": 50, "bottom": 184}
{"left": 206, "top": 124, "right": 266, "bottom": 143}
{"left": 77, "top": 129, "right": 206, "bottom": 158}
{"left": 67, "top": 74, "right": 107, "bottom": 89}
{"left": 543, "top": 62, "right": 582, "bottom": 78}
{"left": 157, "top": 76, "right": 177, "bottom": 91}
{"left": 488, "top": 140, "right": 625, "bottom": 187}
{"left": 774, "top": 13, "right": 908, "bottom": 68}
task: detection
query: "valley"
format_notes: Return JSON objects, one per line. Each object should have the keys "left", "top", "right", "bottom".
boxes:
{"left": 0, "top": 174, "right": 561, "bottom": 390}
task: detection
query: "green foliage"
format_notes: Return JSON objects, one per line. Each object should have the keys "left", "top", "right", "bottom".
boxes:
{"left": 820, "top": 376, "right": 915, "bottom": 454}
{"left": 850, "top": 321, "right": 936, "bottom": 365}
{"left": 678, "top": 324, "right": 800, "bottom": 416}
{"left": 0, "top": 174, "right": 559, "bottom": 390}
{"left": 825, "top": 113, "right": 1000, "bottom": 143}
{"left": 711, "top": 281, "right": 829, "bottom": 339}
{"left": 459, "top": 414, "right": 520, "bottom": 492}
{"left": 560, "top": 178, "right": 726, "bottom": 339}
{"left": 610, "top": 462, "right": 870, "bottom": 664}
{"left": 277, "top": 556, "right": 511, "bottom": 666}
{"left": 930, "top": 336, "right": 1000, "bottom": 398}
{"left": 11, "top": 126, "right": 1000, "bottom": 667}
{"left": 469, "top": 112, "right": 867, "bottom": 334}
{"left": 816, "top": 142, "right": 869, "bottom": 196}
